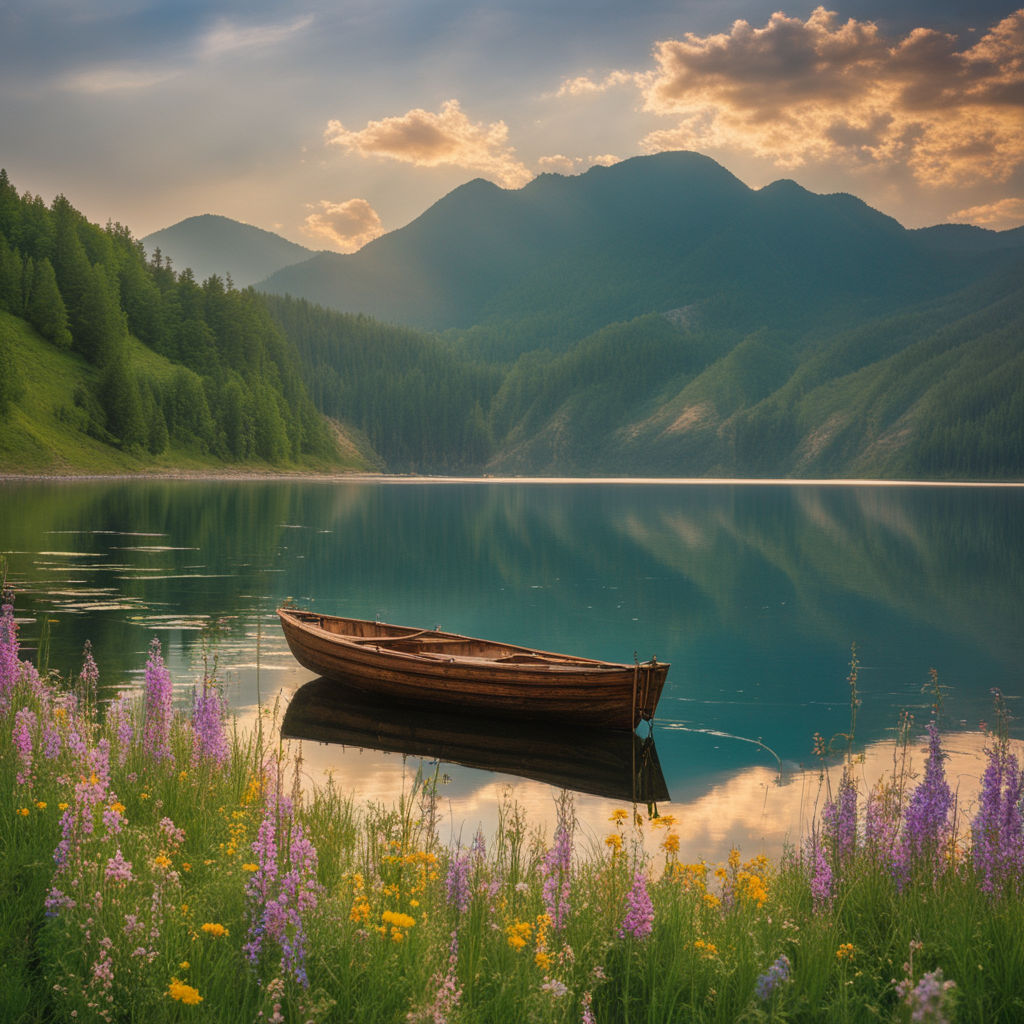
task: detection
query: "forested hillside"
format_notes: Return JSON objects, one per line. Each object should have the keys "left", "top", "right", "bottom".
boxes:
{"left": 0, "top": 171, "right": 343, "bottom": 473}
{"left": 2, "top": 155, "right": 1022, "bottom": 481}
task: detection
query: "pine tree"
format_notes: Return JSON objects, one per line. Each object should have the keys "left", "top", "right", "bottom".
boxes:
{"left": 24, "top": 256, "right": 72, "bottom": 348}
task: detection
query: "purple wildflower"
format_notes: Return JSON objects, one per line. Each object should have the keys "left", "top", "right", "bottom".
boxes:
{"left": 0, "top": 595, "right": 20, "bottom": 711}
{"left": 408, "top": 930, "right": 462, "bottom": 1024}
{"left": 865, "top": 781, "right": 899, "bottom": 865}
{"left": 619, "top": 870, "right": 654, "bottom": 940}
{"left": 971, "top": 738, "right": 1024, "bottom": 895}
{"left": 244, "top": 813, "right": 322, "bottom": 988}
{"left": 822, "top": 768, "right": 858, "bottom": 869}
{"left": 142, "top": 638, "right": 173, "bottom": 763}
{"left": 755, "top": 954, "right": 792, "bottom": 1002}
{"left": 191, "top": 681, "right": 229, "bottom": 766}
{"left": 105, "top": 848, "right": 135, "bottom": 883}
{"left": 107, "top": 692, "right": 134, "bottom": 765}
{"left": 581, "top": 991, "right": 596, "bottom": 1024}
{"left": 807, "top": 834, "right": 833, "bottom": 911}
{"left": 42, "top": 719, "right": 61, "bottom": 761}
{"left": 79, "top": 640, "right": 99, "bottom": 705}
{"left": 897, "top": 968, "right": 957, "bottom": 1024}
{"left": 896, "top": 724, "right": 953, "bottom": 886}
{"left": 542, "top": 822, "right": 573, "bottom": 931}
{"left": 445, "top": 850, "right": 472, "bottom": 914}
{"left": 13, "top": 707, "right": 37, "bottom": 787}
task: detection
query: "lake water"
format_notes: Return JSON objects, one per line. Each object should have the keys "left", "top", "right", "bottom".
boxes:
{"left": 2, "top": 477, "right": 1022, "bottom": 862}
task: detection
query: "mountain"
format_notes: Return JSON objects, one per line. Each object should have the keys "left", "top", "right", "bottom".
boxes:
{"left": 142, "top": 214, "right": 318, "bottom": 288}
{"left": 256, "top": 152, "right": 1012, "bottom": 355}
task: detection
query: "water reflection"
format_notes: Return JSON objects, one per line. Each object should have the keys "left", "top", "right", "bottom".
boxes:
{"left": 282, "top": 677, "right": 670, "bottom": 804}
{"left": 2, "top": 476, "right": 1022, "bottom": 856}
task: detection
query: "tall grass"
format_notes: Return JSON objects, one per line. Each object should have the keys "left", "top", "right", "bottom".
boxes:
{"left": 2, "top": 597, "right": 1022, "bottom": 1023}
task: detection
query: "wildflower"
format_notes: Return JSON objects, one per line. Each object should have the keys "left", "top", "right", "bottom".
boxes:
{"left": 0, "top": 597, "right": 21, "bottom": 709}
{"left": 897, "top": 968, "right": 957, "bottom": 1024}
{"left": 16, "top": 807, "right": 29, "bottom": 817}
{"left": 79, "top": 640, "right": 99, "bottom": 704}
{"left": 971, "top": 718, "right": 1024, "bottom": 895}
{"left": 541, "top": 978, "right": 569, "bottom": 997}
{"left": 167, "top": 978, "right": 203, "bottom": 1005}
{"left": 105, "top": 848, "right": 134, "bottom": 883}
{"left": 13, "top": 707, "right": 37, "bottom": 786}
{"left": 822, "top": 767, "right": 858, "bottom": 869}
{"left": 445, "top": 849, "right": 471, "bottom": 913}
{"left": 107, "top": 693, "right": 134, "bottom": 765}
{"left": 242, "top": 862, "right": 259, "bottom": 872}
{"left": 896, "top": 723, "right": 953, "bottom": 886}
{"left": 807, "top": 835, "right": 833, "bottom": 911}
{"left": 191, "top": 680, "right": 229, "bottom": 766}
{"left": 179, "top": 961, "right": 190, "bottom": 970}
{"left": 605, "top": 833, "right": 623, "bottom": 854}
{"left": 382, "top": 910, "right": 415, "bottom": 929}
{"left": 581, "top": 991, "right": 596, "bottom": 1024}
{"left": 619, "top": 870, "right": 654, "bottom": 940}
{"left": 836, "top": 943, "right": 856, "bottom": 962}
{"left": 541, "top": 813, "right": 573, "bottom": 930}
{"left": 609, "top": 809, "right": 628, "bottom": 823}
{"left": 154, "top": 854, "right": 172, "bottom": 870}
{"left": 408, "top": 930, "right": 461, "bottom": 1024}
{"left": 693, "top": 939, "right": 718, "bottom": 959}
{"left": 35, "top": 801, "right": 47, "bottom": 810}
{"left": 755, "top": 954, "right": 792, "bottom": 1002}
{"left": 507, "top": 920, "right": 532, "bottom": 950}
{"left": 201, "top": 922, "right": 229, "bottom": 938}
{"left": 142, "top": 638, "right": 174, "bottom": 763}
{"left": 662, "top": 832, "right": 680, "bottom": 855}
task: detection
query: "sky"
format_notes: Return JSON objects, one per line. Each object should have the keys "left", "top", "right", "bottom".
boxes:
{"left": 2, "top": 1, "right": 1022, "bottom": 253}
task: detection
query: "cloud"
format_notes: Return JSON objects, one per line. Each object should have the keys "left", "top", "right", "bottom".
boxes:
{"left": 556, "top": 70, "right": 639, "bottom": 97}
{"left": 537, "top": 153, "right": 622, "bottom": 174}
{"left": 199, "top": 14, "right": 315, "bottom": 59}
{"left": 573, "top": 7, "right": 1024, "bottom": 189}
{"left": 323, "top": 99, "right": 532, "bottom": 188}
{"left": 947, "top": 196, "right": 1024, "bottom": 229}
{"left": 60, "top": 63, "right": 182, "bottom": 93}
{"left": 302, "top": 198, "right": 384, "bottom": 253}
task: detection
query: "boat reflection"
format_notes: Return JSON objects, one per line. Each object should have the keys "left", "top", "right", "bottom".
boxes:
{"left": 282, "top": 676, "right": 670, "bottom": 804}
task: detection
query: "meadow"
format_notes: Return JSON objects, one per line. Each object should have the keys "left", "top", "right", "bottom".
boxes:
{"left": 2, "top": 587, "right": 1022, "bottom": 1023}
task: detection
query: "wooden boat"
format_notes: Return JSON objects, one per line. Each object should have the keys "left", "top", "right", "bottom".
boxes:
{"left": 277, "top": 608, "right": 668, "bottom": 731}
{"left": 282, "top": 676, "right": 670, "bottom": 804}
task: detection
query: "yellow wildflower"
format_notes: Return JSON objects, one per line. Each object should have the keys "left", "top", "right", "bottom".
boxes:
{"left": 181, "top": 862, "right": 191, "bottom": 872}
{"left": 140, "top": 792, "right": 150, "bottom": 801}
{"left": 693, "top": 939, "right": 718, "bottom": 959}
{"left": 409, "top": 898, "right": 420, "bottom": 908}
{"left": 154, "top": 854, "right": 172, "bottom": 870}
{"left": 167, "top": 978, "right": 203, "bottom": 1005}
{"left": 651, "top": 814, "right": 677, "bottom": 829}
{"left": 35, "top": 801, "right": 47, "bottom": 810}
{"left": 179, "top": 961, "right": 190, "bottom": 970}
{"left": 836, "top": 943, "right": 856, "bottom": 962}
{"left": 108, "top": 801, "right": 126, "bottom": 815}
{"left": 662, "top": 832, "right": 680, "bottom": 854}
{"left": 605, "top": 833, "right": 623, "bottom": 853}
{"left": 506, "top": 920, "right": 532, "bottom": 950}
{"left": 58, "top": 802, "right": 69, "bottom": 811}
{"left": 609, "top": 809, "right": 628, "bottom": 823}
{"left": 16, "top": 807, "right": 29, "bottom": 817}
{"left": 381, "top": 910, "right": 415, "bottom": 930}
{"left": 242, "top": 862, "right": 259, "bottom": 872}
{"left": 535, "top": 950, "right": 554, "bottom": 971}
{"left": 390, "top": 927, "right": 405, "bottom": 943}
{"left": 179, "top": 770, "right": 188, "bottom": 781}
{"left": 201, "top": 922, "right": 229, "bottom": 938}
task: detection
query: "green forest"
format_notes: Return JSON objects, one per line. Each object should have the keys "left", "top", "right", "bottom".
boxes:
{"left": 0, "top": 171, "right": 335, "bottom": 471}
{"left": 1, "top": 165, "right": 1022, "bottom": 480}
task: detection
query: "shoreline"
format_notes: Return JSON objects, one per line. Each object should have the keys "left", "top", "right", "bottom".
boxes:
{"left": 2, "top": 470, "right": 1023, "bottom": 487}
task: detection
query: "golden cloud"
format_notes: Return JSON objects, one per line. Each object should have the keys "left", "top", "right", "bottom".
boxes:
{"left": 597, "top": 6, "right": 1024, "bottom": 187}
{"left": 302, "top": 198, "right": 384, "bottom": 253}
{"left": 537, "top": 153, "right": 622, "bottom": 174}
{"left": 947, "top": 196, "right": 1024, "bottom": 229}
{"left": 324, "top": 99, "right": 532, "bottom": 188}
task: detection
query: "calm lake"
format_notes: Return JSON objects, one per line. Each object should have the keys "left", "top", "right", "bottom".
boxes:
{"left": 2, "top": 477, "right": 1022, "bottom": 862}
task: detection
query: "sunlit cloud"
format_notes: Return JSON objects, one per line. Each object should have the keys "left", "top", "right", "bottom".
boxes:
{"left": 323, "top": 99, "right": 532, "bottom": 188}
{"left": 302, "top": 198, "right": 384, "bottom": 253}
{"left": 563, "top": 7, "right": 1024, "bottom": 189}
{"left": 199, "top": 14, "right": 315, "bottom": 59}
{"left": 537, "top": 153, "right": 622, "bottom": 174}
{"left": 556, "top": 69, "right": 640, "bottom": 97}
{"left": 947, "top": 196, "right": 1024, "bottom": 229}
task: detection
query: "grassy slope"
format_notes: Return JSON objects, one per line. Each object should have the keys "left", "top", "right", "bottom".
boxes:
{"left": 0, "top": 311, "right": 373, "bottom": 475}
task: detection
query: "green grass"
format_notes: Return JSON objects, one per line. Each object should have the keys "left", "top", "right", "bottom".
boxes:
{"left": 1, "top": 611, "right": 1020, "bottom": 1022}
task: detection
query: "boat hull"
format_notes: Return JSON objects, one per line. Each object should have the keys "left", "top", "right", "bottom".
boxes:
{"left": 278, "top": 609, "right": 668, "bottom": 731}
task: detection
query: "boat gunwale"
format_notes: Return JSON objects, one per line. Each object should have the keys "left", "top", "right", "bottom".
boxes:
{"left": 278, "top": 608, "right": 660, "bottom": 674}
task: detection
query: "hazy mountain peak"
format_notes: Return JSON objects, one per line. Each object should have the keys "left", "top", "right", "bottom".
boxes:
{"left": 142, "top": 214, "right": 319, "bottom": 288}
